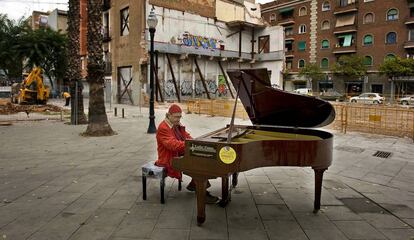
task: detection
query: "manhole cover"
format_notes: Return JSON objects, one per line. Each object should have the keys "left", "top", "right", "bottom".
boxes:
{"left": 335, "top": 146, "right": 365, "bottom": 153}
{"left": 373, "top": 151, "right": 392, "bottom": 158}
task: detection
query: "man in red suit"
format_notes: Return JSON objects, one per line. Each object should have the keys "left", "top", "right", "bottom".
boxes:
{"left": 155, "top": 104, "right": 219, "bottom": 204}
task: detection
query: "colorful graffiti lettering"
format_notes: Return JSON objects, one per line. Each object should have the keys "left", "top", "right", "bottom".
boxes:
{"left": 182, "top": 33, "right": 220, "bottom": 50}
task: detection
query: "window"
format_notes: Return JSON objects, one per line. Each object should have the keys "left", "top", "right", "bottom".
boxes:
{"left": 286, "top": 60, "right": 293, "bottom": 70}
{"left": 364, "top": 56, "right": 373, "bottom": 66}
{"left": 321, "top": 58, "right": 329, "bottom": 69}
{"left": 364, "top": 13, "right": 374, "bottom": 24}
{"left": 298, "top": 59, "right": 305, "bottom": 68}
{"left": 387, "top": 9, "right": 398, "bottom": 21}
{"left": 321, "top": 40, "right": 329, "bottom": 49}
{"left": 298, "top": 41, "right": 306, "bottom": 51}
{"left": 258, "top": 35, "right": 270, "bottom": 53}
{"left": 270, "top": 13, "right": 276, "bottom": 22}
{"left": 409, "top": 29, "right": 414, "bottom": 41}
{"left": 299, "top": 7, "right": 307, "bottom": 16}
{"left": 285, "top": 40, "right": 293, "bottom": 51}
{"left": 337, "top": 34, "right": 354, "bottom": 47}
{"left": 386, "top": 32, "right": 397, "bottom": 44}
{"left": 371, "top": 84, "right": 383, "bottom": 94}
{"left": 364, "top": 0, "right": 374, "bottom": 2}
{"left": 385, "top": 54, "right": 396, "bottom": 60}
{"left": 299, "top": 24, "right": 306, "bottom": 34}
{"left": 363, "top": 35, "right": 373, "bottom": 45}
{"left": 410, "top": 7, "right": 414, "bottom": 17}
{"left": 120, "top": 7, "right": 129, "bottom": 36}
{"left": 322, "top": 1, "right": 330, "bottom": 11}
{"left": 321, "top": 20, "right": 330, "bottom": 30}
{"left": 285, "top": 27, "right": 293, "bottom": 36}
{"left": 339, "top": 0, "right": 348, "bottom": 7}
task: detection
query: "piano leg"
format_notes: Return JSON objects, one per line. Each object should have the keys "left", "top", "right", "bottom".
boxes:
{"left": 232, "top": 172, "right": 239, "bottom": 187}
{"left": 219, "top": 176, "right": 230, "bottom": 207}
{"left": 193, "top": 176, "right": 208, "bottom": 225}
{"left": 313, "top": 168, "right": 327, "bottom": 214}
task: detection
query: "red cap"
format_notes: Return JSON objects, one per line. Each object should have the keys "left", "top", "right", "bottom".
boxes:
{"left": 168, "top": 104, "right": 182, "bottom": 114}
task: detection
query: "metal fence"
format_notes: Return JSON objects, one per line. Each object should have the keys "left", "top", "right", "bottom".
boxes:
{"left": 185, "top": 99, "right": 414, "bottom": 141}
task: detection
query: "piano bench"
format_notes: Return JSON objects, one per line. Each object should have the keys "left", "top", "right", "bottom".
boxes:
{"left": 141, "top": 161, "right": 182, "bottom": 204}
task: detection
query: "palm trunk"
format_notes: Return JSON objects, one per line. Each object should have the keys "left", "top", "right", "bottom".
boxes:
{"left": 83, "top": 0, "right": 114, "bottom": 136}
{"left": 67, "top": 0, "right": 87, "bottom": 124}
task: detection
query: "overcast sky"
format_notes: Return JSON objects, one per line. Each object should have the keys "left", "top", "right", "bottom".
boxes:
{"left": 0, "top": 0, "right": 274, "bottom": 21}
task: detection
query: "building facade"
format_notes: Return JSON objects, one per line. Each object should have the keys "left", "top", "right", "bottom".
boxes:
{"left": 103, "top": 0, "right": 284, "bottom": 105}
{"left": 261, "top": 0, "right": 414, "bottom": 98}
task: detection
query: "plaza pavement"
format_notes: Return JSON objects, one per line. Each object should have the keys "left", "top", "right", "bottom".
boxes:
{"left": 0, "top": 100, "right": 413, "bottom": 240}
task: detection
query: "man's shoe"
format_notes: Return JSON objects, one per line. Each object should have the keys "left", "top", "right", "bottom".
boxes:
{"left": 205, "top": 191, "right": 219, "bottom": 204}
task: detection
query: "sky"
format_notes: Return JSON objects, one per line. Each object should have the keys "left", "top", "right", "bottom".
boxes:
{"left": 0, "top": 0, "right": 68, "bottom": 21}
{"left": 0, "top": 0, "right": 274, "bottom": 21}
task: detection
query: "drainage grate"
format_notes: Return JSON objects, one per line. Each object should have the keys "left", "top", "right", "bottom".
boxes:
{"left": 373, "top": 151, "right": 392, "bottom": 158}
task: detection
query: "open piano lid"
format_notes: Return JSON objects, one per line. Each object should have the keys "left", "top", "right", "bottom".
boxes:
{"left": 227, "top": 68, "right": 335, "bottom": 128}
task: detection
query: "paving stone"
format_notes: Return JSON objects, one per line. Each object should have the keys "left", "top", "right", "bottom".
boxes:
{"left": 245, "top": 175, "right": 271, "bottom": 184}
{"left": 293, "top": 212, "right": 336, "bottom": 230}
{"left": 334, "top": 220, "right": 387, "bottom": 239}
{"left": 359, "top": 213, "right": 410, "bottom": 229}
{"left": 257, "top": 204, "right": 294, "bottom": 220}
{"left": 263, "top": 220, "right": 308, "bottom": 240}
{"left": 361, "top": 173, "right": 393, "bottom": 185}
{"left": 253, "top": 192, "right": 284, "bottom": 205}
{"left": 248, "top": 183, "right": 277, "bottom": 194}
{"left": 379, "top": 203, "right": 414, "bottom": 219}
{"left": 113, "top": 218, "right": 156, "bottom": 239}
{"left": 322, "top": 206, "right": 362, "bottom": 221}
{"left": 341, "top": 198, "right": 384, "bottom": 213}
{"left": 151, "top": 229, "right": 190, "bottom": 240}
{"left": 304, "top": 228, "right": 348, "bottom": 240}
{"left": 378, "top": 228, "right": 414, "bottom": 240}
{"left": 157, "top": 210, "right": 193, "bottom": 228}
{"left": 228, "top": 229, "right": 269, "bottom": 240}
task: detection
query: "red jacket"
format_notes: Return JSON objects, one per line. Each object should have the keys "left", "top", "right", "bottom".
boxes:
{"left": 155, "top": 119, "right": 192, "bottom": 179}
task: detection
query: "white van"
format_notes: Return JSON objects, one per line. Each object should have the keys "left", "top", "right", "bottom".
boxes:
{"left": 293, "top": 88, "right": 312, "bottom": 96}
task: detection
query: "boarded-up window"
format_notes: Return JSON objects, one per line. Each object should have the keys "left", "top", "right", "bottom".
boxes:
{"left": 120, "top": 7, "right": 129, "bottom": 36}
{"left": 258, "top": 35, "right": 270, "bottom": 53}
{"left": 298, "top": 41, "right": 306, "bottom": 51}
{"left": 336, "top": 14, "right": 355, "bottom": 27}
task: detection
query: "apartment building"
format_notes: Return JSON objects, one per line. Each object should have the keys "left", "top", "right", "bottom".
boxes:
{"left": 102, "top": 0, "right": 284, "bottom": 105}
{"left": 262, "top": 0, "right": 414, "bottom": 97}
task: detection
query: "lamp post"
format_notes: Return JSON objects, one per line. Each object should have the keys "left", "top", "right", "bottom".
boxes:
{"left": 147, "top": 7, "right": 158, "bottom": 134}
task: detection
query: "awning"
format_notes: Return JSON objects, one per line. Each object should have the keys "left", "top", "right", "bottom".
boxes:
{"left": 343, "top": 35, "right": 353, "bottom": 47}
{"left": 279, "top": 7, "right": 294, "bottom": 13}
{"left": 335, "top": 14, "right": 355, "bottom": 27}
{"left": 285, "top": 40, "right": 293, "bottom": 43}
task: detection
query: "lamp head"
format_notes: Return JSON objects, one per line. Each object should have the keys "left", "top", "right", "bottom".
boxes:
{"left": 147, "top": 7, "right": 158, "bottom": 29}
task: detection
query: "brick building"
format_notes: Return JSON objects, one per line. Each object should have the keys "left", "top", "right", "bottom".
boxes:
{"left": 261, "top": 0, "right": 414, "bottom": 99}
{"left": 102, "top": 0, "right": 284, "bottom": 105}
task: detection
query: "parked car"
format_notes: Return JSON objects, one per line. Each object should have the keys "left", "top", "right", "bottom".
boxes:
{"left": 319, "top": 90, "right": 346, "bottom": 102}
{"left": 293, "top": 88, "right": 312, "bottom": 96}
{"left": 399, "top": 95, "right": 414, "bottom": 105}
{"left": 349, "top": 93, "right": 384, "bottom": 104}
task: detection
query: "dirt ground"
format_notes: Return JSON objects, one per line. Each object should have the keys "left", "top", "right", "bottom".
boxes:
{"left": 0, "top": 98, "right": 67, "bottom": 115}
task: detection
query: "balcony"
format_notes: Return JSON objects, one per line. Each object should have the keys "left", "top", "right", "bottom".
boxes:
{"left": 405, "top": 16, "right": 414, "bottom": 25}
{"left": 278, "top": 17, "right": 295, "bottom": 26}
{"left": 285, "top": 49, "right": 294, "bottom": 57}
{"left": 333, "top": 25, "right": 357, "bottom": 34}
{"left": 103, "top": 0, "right": 111, "bottom": 11}
{"left": 334, "top": 2, "right": 358, "bottom": 15}
{"left": 404, "top": 41, "right": 414, "bottom": 48}
{"left": 333, "top": 45, "right": 356, "bottom": 54}
{"left": 103, "top": 27, "right": 111, "bottom": 42}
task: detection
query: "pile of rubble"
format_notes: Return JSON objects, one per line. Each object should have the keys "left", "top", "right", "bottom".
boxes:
{"left": 0, "top": 99, "right": 66, "bottom": 115}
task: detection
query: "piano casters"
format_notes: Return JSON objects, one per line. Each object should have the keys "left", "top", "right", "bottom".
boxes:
{"left": 193, "top": 176, "right": 208, "bottom": 225}
{"left": 313, "top": 168, "right": 327, "bottom": 214}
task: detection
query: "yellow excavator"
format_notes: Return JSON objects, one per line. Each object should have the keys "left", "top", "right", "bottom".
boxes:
{"left": 13, "top": 67, "right": 50, "bottom": 104}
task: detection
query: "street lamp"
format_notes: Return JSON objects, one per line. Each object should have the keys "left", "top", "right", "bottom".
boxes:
{"left": 147, "top": 7, "right": 158, "bottom": 134}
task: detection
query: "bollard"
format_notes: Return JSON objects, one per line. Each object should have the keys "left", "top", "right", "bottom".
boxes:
{"left": 60, "top": 110, "right": 63, "bottom": 121}
{"left": 114, "top": 107, "right": 117, "bottom": 117}
{"left": 122, "top": 108, "right": 125, "bottom": 118}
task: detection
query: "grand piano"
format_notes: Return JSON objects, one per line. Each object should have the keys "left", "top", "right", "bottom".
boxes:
{"left": 172, "top": 68, "right": 335, "bottom": 225}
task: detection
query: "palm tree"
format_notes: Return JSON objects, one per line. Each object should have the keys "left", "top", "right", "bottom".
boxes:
{"left": 83, "top": 0, "right": 114, "bottom": 136}
{"left": 66, "top": 0, "right": 87, "bottom": 124}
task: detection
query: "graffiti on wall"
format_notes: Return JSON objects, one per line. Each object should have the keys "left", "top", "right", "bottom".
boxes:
{"left": 195, "top": 80, "right": 218, "bottom": 96}
{"left": 181, "top": 80, "right": 193, "bottom": 96}
{"left": 181, "top": 33, "right": 222, "bottom": 50}
{"left": 164, "top": 79, "right": 176, "bottom": 98}
{"left": 217, "top": 75, "right": 228, "bottom": 97}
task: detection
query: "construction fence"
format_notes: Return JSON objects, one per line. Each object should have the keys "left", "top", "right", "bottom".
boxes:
{"left": 185, "top": 99, "right": 414, "bottom": 141}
